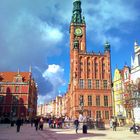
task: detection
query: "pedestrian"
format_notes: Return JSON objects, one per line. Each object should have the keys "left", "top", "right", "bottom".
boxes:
{"left": 109, "top": 119, "right": 113, "bottom": 128}
{"left": 48, "top": 118, "right": 52, "bottom": 128}
{"left": 16, "top": 117, "right": 22, "bottom": 132}
{"left": 133, "top": 123, "right": 137, "bottom": 134}
{"left": 112, "top": 118, "right": 117, "bottom": 131}
{"left": 34, "top": 117, "right": 39, "bottom": 131}
{"left": 74, "top": 117, "right": 79, "bottom": 133}
{"left": 39, "top": 117, "right": 44, "bottom": 130}
{"left": 31, "top": 118, "right": 34, "bottom": 127}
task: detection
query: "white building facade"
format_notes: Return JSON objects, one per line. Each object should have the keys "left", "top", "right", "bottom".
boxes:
{"left": 131, "top": 41, "right": 140, "bottom": 123}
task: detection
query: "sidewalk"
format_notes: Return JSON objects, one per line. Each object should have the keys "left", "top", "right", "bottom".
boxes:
{"left": 0, "top": 123, "right": 139, "bottom": 140}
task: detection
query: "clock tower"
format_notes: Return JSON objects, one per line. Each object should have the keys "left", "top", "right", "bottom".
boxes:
{"left": 70, "top": 0, "right": 86, "bottom": 83}
{"left": 70, "top": 0, "right": 86, "bottom": 53}
{"left": 68, "top": 0, "right": 112, "bottom": 122}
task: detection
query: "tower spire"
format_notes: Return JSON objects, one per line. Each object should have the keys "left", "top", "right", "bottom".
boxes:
{"left": 17, "top": 68, "right": 20, "bottom": 75}
{"left": 29, "top": 65, "right": 32, "bottom": 73}
{"left": 71, "top": 0, "right": 85, "bottom": 24}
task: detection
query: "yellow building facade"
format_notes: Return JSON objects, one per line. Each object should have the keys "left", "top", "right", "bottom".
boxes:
{"left": 113, "top": 68, "right": 126, "bottom": 126}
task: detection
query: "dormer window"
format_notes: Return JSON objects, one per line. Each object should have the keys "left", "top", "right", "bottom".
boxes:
{"left": 15, "top": 77, "right": 22, "bottom": 83}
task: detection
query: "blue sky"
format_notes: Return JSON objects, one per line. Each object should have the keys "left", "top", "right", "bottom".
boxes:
{"left": 0, "top": 0, "right": 140, "bottom": 104}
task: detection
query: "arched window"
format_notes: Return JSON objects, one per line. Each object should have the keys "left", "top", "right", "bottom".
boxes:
{"left": 94, "top": 58, "right": 98, "bottom": 79}
{"left": 87, "top": 57, "right": 90, "bottom": 78}
{"left": 102, "top": 58, "right": 105, "bottom": 79}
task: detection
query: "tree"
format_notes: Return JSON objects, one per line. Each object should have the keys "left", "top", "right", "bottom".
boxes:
{"left": 122, "top": 80, "right": 140, "bottom": 120}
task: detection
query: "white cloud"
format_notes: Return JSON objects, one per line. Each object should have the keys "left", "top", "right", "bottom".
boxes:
{"left": 43, "top": 64, "right": 64, "bottom": 74}
{"left": 82, "top": 0, "right": 139, "bottom": 50}
{"left": 40, "top": 23, "right": 63, "bottom": 43}
{"left": 37, "top": 64, "right": 65, "bottom": 103}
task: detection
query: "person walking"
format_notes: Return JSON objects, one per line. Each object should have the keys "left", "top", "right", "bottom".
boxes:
{"left": 74, "top": 118, "right": 79, "bottom": 133}
{"left": 112, "top": 118, "right": 117, "bottom": 131}
{"left": 133, "top": 123, "right": 137, "bottom": 134}
{"left": 39, "top": 117, "right": 44, "bottom": 130}
{"left": 34, "top": 117, "right": 39, "bottom": 131}
{"left": 16, "top": 117, "right": 22, "bottom": 132}
{"left": 31, "top": 118, "right": 34, "bottom": 127}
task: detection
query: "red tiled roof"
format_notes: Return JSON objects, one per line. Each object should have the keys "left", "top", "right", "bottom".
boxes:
{"left": 0, "top": 72, "right": 31, "bottom": 82}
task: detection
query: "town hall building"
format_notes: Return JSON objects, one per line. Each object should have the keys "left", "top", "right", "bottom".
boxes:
{"left": 66, "top": 0, "right": 112, "bottom": 123}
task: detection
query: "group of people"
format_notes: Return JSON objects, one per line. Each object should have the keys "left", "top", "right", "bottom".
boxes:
{"left": 48, "top": 118, "right": 64, "bottom": 128}
{"left": 34, "top": 117, "right": 44, "bottom": 131}
{"left": 14, "top": 117, "right": 44, "bottom": 132}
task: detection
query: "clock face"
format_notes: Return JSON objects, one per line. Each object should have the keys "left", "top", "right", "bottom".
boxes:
{"left": 75, "top": 27, "right": 82, "bottom": 36}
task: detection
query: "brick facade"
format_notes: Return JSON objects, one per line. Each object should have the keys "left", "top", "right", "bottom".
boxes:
{"left": 67, "top": 0, "right": 112, "bottom": 123}
{"left": 0, "top": 71, "right": 37, "bottom": 121}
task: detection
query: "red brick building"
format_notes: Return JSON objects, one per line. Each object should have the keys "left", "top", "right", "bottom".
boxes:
{"left": 0, "top": 70, "right": 37, "bottom": 121}
{"left": 67, "top": 0, "right": 112, "bottom": 123}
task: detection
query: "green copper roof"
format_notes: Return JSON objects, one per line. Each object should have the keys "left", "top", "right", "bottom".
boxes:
{"left": 71, "top": 0, "right": 85, "bottom": 24}
{"left": 104, "top": 41, "right": 111, "bottom": 52}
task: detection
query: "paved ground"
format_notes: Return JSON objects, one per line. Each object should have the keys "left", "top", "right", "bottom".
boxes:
{"left": 0, "top": 123, "right": 139, "bottom": 140}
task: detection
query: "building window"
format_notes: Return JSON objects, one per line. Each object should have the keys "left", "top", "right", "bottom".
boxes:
{"left": 0, "top": 86, "right": 3, "bottom": 92}
{"left": 88, "top": 110, "right": 91, "bottom": 118}
{"left": 0, "top": 96, "right": 4, "bottom": 103}
{"left": 88, "top": 79, "right": 92, "bottom": 89}
{"left": 6, "top": 87, "right": 11, "bottom": 93}
{"left": 79, "top": 79, "right": 84, "bottom": 89}
{"left": 12, "top": 106, "right": 18, "bottom": 116}
{"left": 13, "top": 96, "right": 18, "bottom": 104}
{"left": 15, "top": 86, "right": 19, "bottom": 93}
{"left": 103, "top": 80, "right": 107, "bottom": 89}
{"left": 96, "top": 80, "right": 99, "bottom": 89}
{"left": 96, "top": 96, "right": 100, "bottom": 106}
{"left": 102, "top": 63, "right": 105, "bottom": 79}
{"left": 80, "top": 62, "right": 83, "bottom": 65}
{"left": 79, "top": 95, "right": 84, "bottom": 106}
{"left": 96, "top": 111, "right": 101, "bottom": 119}
{"left": 88, "top": 95, "right": 92, "bottom": 106}
{"left": 105, "top": 111, "right": 109, "bottom": 119}
{"left": 104, "top": 96, "right": 108, "bottom": 107}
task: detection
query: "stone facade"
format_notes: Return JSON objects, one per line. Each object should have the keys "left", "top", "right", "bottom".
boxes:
{"left": 131, "top": 41, "right": 140, "bottom": 123}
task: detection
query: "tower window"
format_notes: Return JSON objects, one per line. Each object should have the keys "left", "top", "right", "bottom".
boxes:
{"left": 88, "top": 79, "right": 92, "bottom": 89}
{"left": 96, "top": 80, "right": 99, "bottom": 89}
{"left": 88, "top": 95, "right": 92, "bottom": 106}
{"left": 104, "top": 96, "right": 108, "bottom": 107}
{"left": 79, "top": 79, "right": 84, "bottom": 89}
{"left": 103, "top": 80, "right": 107, "bottom": 89}
{"left": 96, "top": 96, "right": 100, "bottom": 106}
